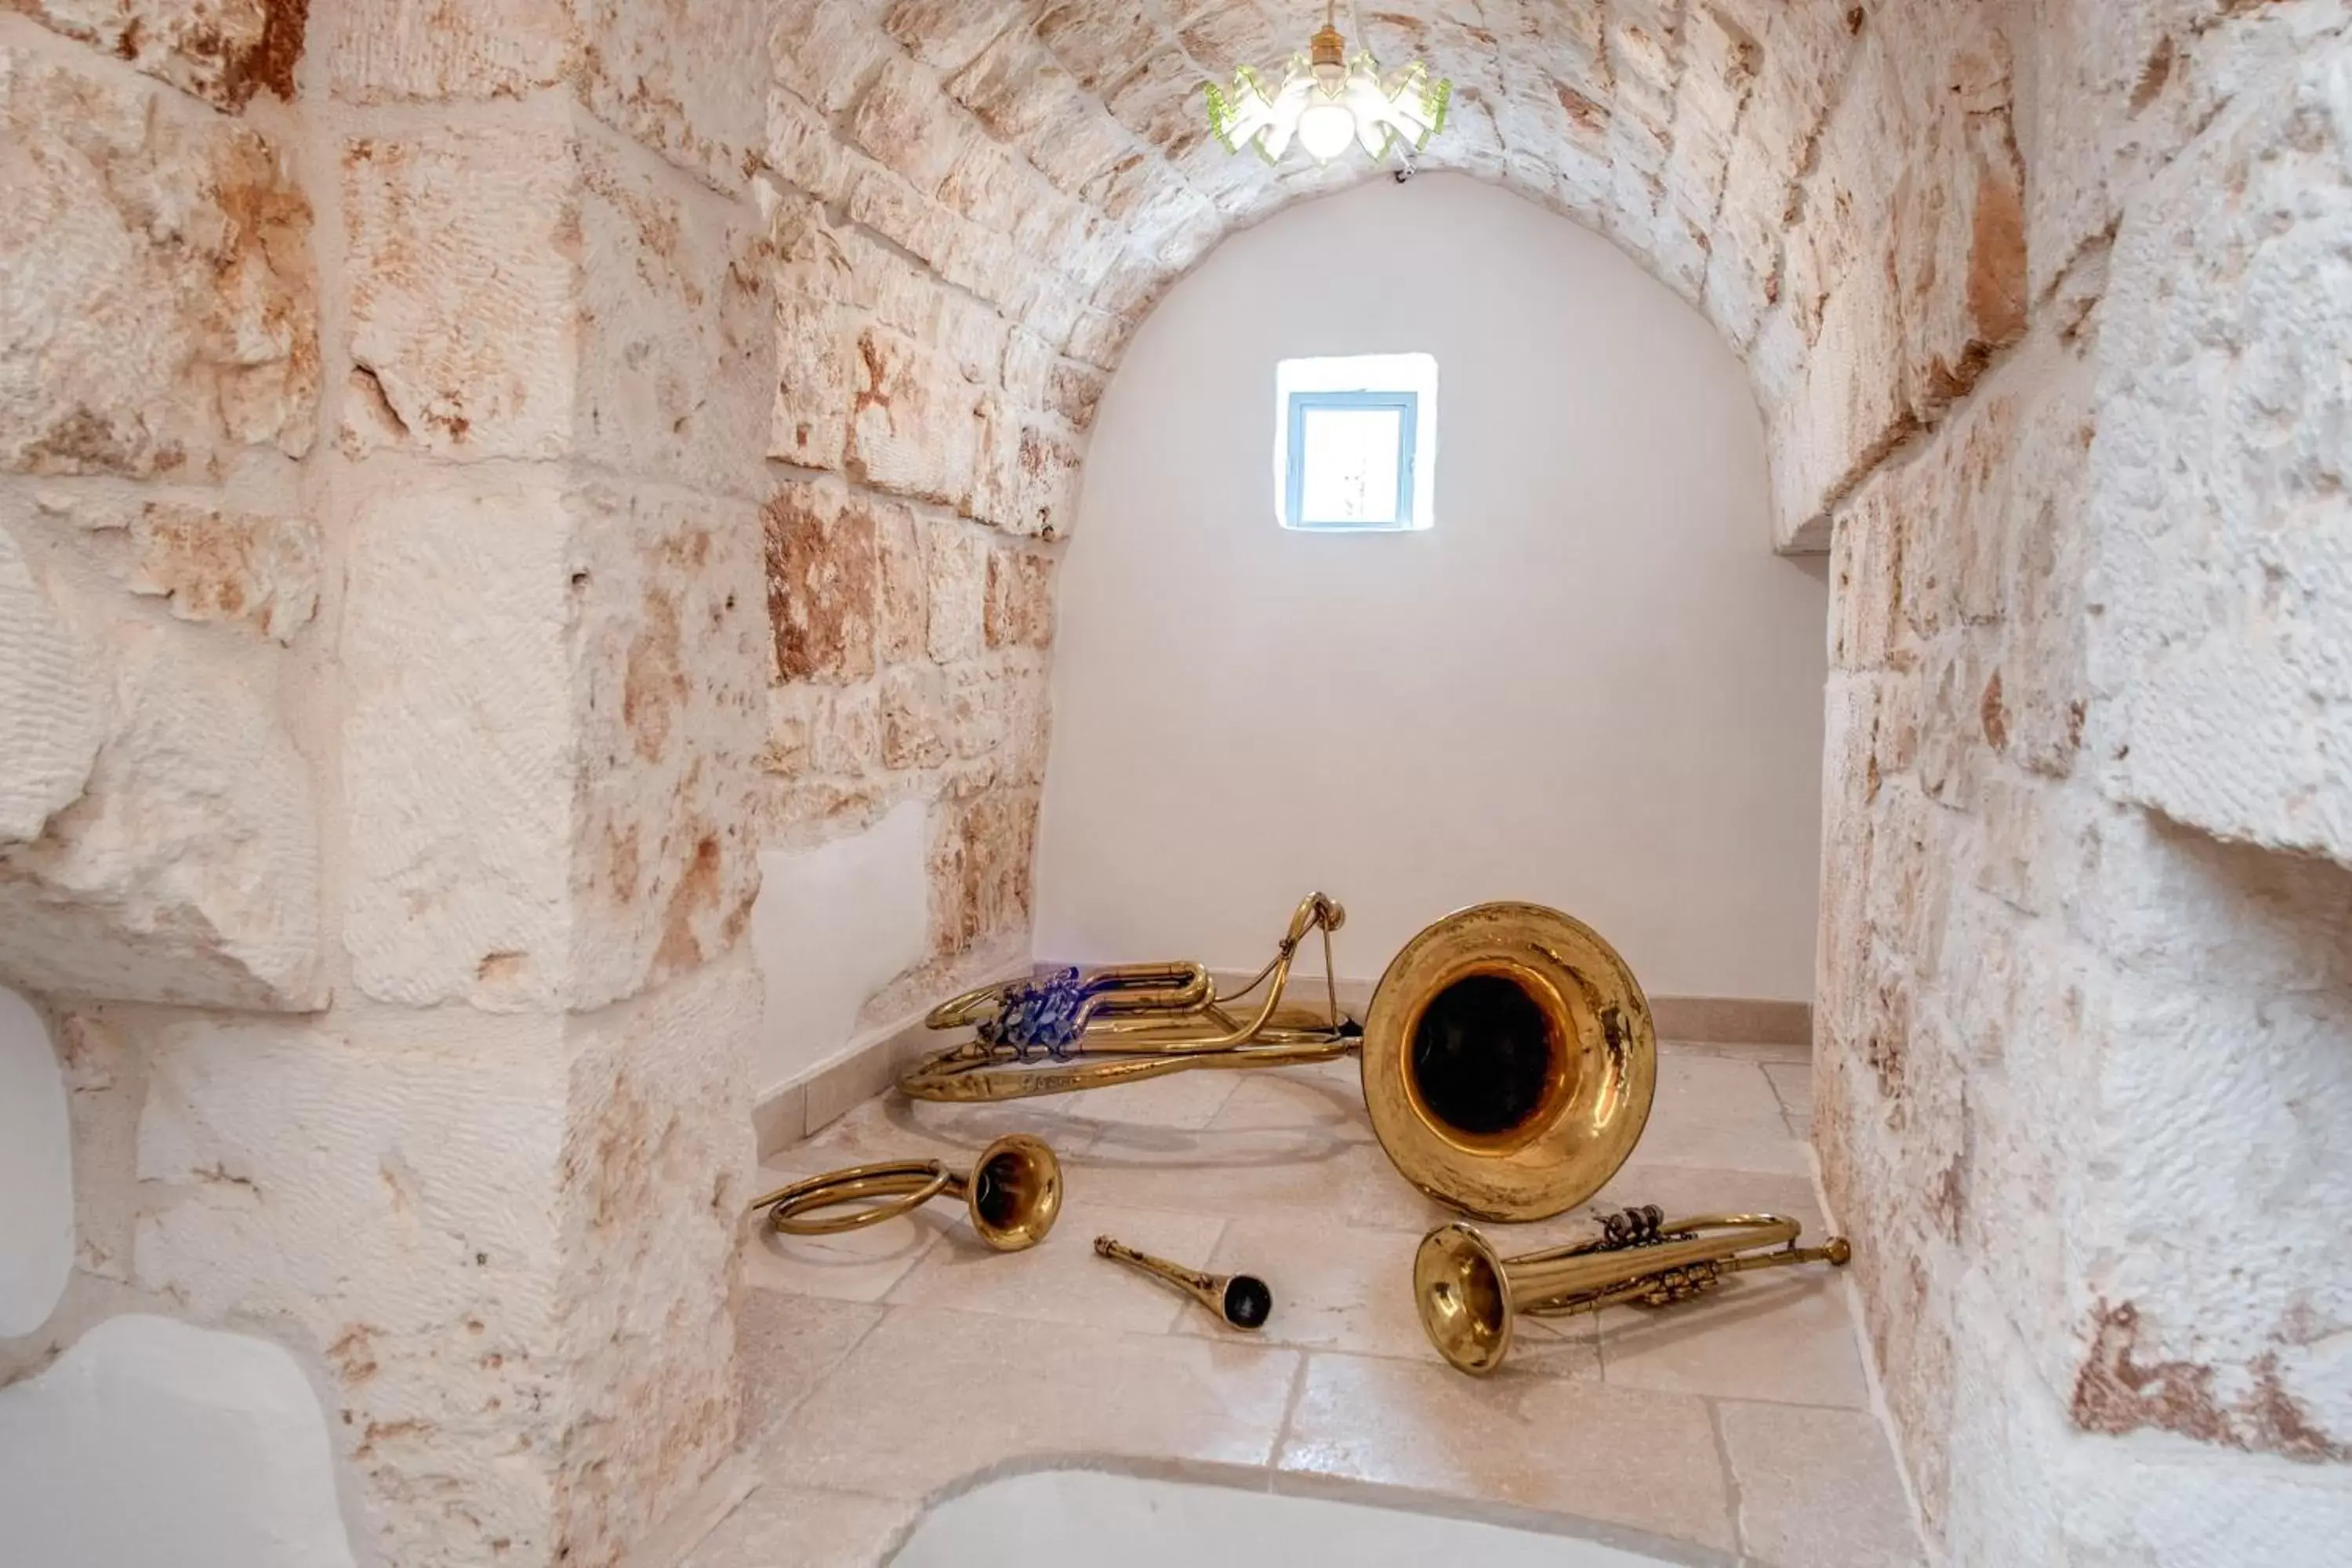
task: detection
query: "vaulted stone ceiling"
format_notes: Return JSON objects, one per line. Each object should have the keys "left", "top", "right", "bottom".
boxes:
{"left": 768, "top": 0, "right": 2030, "bottom": 550}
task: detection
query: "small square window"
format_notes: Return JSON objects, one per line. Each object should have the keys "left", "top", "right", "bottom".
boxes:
{"left": 1275, "top": 354, "right": 1437, "bottom": 532}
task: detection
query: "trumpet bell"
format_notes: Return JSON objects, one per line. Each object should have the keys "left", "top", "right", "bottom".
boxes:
{"left": 1414, "top": 1222, "right": 1516, "bottom": 1374}
{"left": 967, "top": 1133, "right": 1062, "bottom": 1251}
{"left": 1363, "top": 902, "right": 1656, "bottom": 1223}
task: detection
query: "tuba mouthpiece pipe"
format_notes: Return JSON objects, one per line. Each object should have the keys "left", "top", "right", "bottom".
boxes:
{"left": 1094, "top": 1236, "right": 1272, "bottom": 1331}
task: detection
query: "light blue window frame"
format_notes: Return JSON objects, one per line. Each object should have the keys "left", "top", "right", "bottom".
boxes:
{"left": 1284, "top": 389, "right": 1420, "bottom": 531}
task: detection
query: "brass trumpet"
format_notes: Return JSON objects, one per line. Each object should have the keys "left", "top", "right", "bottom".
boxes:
{"left": 899, "top": 894, "right": 1657, "bottom": 1223}
{"left": 750, "top": 1133, "right": 1064, "bottom": 1252}
{"left": 1093, "top": 1236, "right": 1273, "bottom": 1330}
{"left": 1414, "top": 1207, "right": 1853, "bottom": 1374}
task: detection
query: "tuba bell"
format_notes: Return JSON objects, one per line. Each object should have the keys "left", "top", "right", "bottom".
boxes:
{"left": 1414, "top": 1207, "right": 1853, "bottom": 1374}
{"left": 897, "top": 893, "right": 1657, "bottom": 1222}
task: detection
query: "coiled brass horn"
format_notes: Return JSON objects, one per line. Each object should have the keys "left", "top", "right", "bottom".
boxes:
{"left": 750, "top": 1133, "right": 1063, "bottom": 1252}
{"left": 1414, "top": 1207, "right": 1853, "bottom": 1374}
{"left": 898, "top": 894, "right": 1657, "bottom": 1222}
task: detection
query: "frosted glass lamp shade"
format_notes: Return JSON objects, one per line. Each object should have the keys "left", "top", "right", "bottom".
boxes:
{"left": 1297, "top": 101, "right": 1358, "bottom": 162}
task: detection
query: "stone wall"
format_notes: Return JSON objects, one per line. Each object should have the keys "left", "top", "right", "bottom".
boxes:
{"left": 1814, "top": 2, "right": 2352, "bottom": 1560}
{"left": 0, "top": 0, "right": 769, "bottom": 1561}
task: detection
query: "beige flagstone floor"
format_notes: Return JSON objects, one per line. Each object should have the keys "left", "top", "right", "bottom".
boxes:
{"left": 677, "top": 1041, "right": 1925, "bottom": 1567}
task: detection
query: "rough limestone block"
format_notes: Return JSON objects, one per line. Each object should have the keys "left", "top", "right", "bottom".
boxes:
{"left": 1768, "top": 272, "right": 1904, "bottom": 551}
{"left": 772, "top": 0, "right": 898, "bottom": 118}
{"left": 11, "top": 0, "right": 299, "bottom": 109}
{"left": 874, "top": 501, "right": 927, "bottom": 663}
{"left": 576, "top": 137, "right": 774, "bottom": 500}
{"left": 574, "top": 0, "right": 767, "bottom": 191}
{"left": 923, "top": 520, "right": 985, "bottom": 664}
{"left": 764, "top": 481, "right": 880, "bottom": 682}
{"left": 569, "top": 481, "right": 767, "bottom": 1002}
{"left": 1886, "top": 0, "right": 2027, "bottom": 419}
{"left": 344, "top": 111, "right": 769, "bottom": 492}
{"left": 0, "top": 614, "right": 322, "bottom": 1011}
{"left": 848, "top": 53, "right": 967, "bottom": 194}
{"left": 547, "top": 953, "right": 752, "bottom": 1566}
{"left": 1943, "top": 1268, "right": 2352, "bottom": 1568}
{"left": 2069, "top": 844, "right": 2352, "bottom": 1461}
{"left": 346, "top": 471, "right": 762, "bottom": 1014}
{"left": 850, "top": 325, "right": 980, "bottom": 509}
{"left": 880, "top": 663, "right": 948, "bottom": 770}
{"left": 342, "top": 119, "right": 582, "bottom": 459}
{"left": 343, "top": 474, "right": 575, "bottom": 1009}
{"left": 132, "top": 953, "right": 754, "bottom": 1568}
{"left": 927, "top": 784, "right": 1036, "bottom": 956}
{"left": 810, "top": 684, "right": 880, "bottom": 776}
{"left": 0, "top": 45, "right": 318, "bottom": 480}
{"left": 325, "top": 0, "right": 575, "bottom": 102}
{"left": 2089, "top": 38, "right": 2352, "bottom": 867}
{"left": 983, "top": 546, "right": 1055, "bottom": 648}
{"left": 2027, "top": 0, "right": 2339, "bottom": 303}
{"left": 771, "top": 289, "right": 855, "bottom": 470}
{"left": 0, "top": 525, "right": 105, "bottom": 846}
{"left": 126, "top": 505, "right": 321, "bottom": 644}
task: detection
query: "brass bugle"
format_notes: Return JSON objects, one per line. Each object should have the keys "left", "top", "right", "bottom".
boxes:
{"left": 898, "top": 894, "right": 1659, "bottom": 1224}
{"left": 1093, "top": 1236, "right": 1272, "bottom": 1330}
{"left": 1415, "top": 1207, "right": 1853, "bottom": 1374}
{"left": 750, "top": 1133, "right": 1063, "bottom": 1253}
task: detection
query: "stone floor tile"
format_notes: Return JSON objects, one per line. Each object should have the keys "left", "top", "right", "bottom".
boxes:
{"left": 1627, "top": 1112, "right": 1811, "bottom": 1178}
{"left": 1174, "top": 1214, "right": 1432, "bottom": 1358}
{"left": 1599, "top": 1269, "right": 1867, "bottom": 1408}
{"left": 1068, "top": 1114, "right": 1456, "bottom": 1233}
{"left": 889, "top": 1196, "right": 1226, "bottom": 1333}
{"left": 1651, "top": 1054, "right": 1795, "bottom": 1131}
{"left": 1657, "top": 1038, "right": 1813, "bottom": 1065}
{"left": 1762, "top": 1062, "right": 1813, "bottom": 1136}
{"left": 1046, "top": 1069, "right": 1244, "bottom": 1131}
{"left": 737, "top": 1292, "right": 885, "bottom": 1440}
{"left": 1207, "top": 1069, "right": 1377, "bottom": 1143}
{"left": 762, "top": 1307, "right": 1300, "bottom": 1500}
{"left": 680, "top": 1483, "right": 913, "bottom": 1568}
{"left": 1718, "top": 1401, "right": 1926, "bottom": 1567}
{"left": 1279, "top": 1352, "right": 1736, "bottom": 1552}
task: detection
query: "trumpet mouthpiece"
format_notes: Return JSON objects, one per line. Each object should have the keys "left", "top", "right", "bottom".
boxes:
{"left": 1221, "top": 1275, "right": 1273, "bottom": 1330}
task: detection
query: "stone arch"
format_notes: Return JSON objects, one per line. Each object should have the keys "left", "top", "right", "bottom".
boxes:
{"left": 765, "top": 0, "right": 2024, "bottom": 556}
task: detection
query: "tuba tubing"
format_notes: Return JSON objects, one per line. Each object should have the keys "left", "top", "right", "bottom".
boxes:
{"left": 896, "top": 893, "right": 1659, "bottom": 1223}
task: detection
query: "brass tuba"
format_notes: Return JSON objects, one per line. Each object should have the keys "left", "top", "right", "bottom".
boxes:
{"left": 1414, "top": 1207, "right": 1853, "bottom": 1374}
{"left": 897, "top": 894, "right": 1657, "bottom": 1222}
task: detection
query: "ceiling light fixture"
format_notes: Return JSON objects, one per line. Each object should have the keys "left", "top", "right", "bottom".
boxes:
{"left": 1204, "top": 2, "right": 1451, "bottom": 169}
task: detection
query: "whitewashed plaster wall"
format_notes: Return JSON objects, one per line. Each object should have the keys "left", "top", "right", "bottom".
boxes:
{"left": 0, "top": 1315, "right": 358, "bottom": 1568}
{"left": 0, "top": 985, "right": 71, "bottom": 1337}
{"left": 749, "top": 799, "right": 931, "bottom": 1094}
{"left": 1036, "top": 175, "right": 1827, "bottom": 1000}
